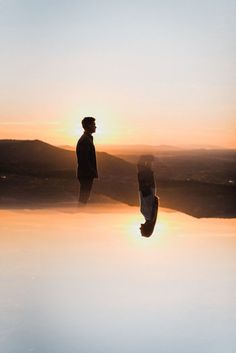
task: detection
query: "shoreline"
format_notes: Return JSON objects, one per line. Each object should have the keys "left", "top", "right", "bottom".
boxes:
{"left": 0, "top": 199, "right": 235, "bottom": 219}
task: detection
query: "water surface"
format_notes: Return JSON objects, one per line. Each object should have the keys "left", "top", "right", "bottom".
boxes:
{"left": 0, "top": 205, "right": 236, "bottom": 353}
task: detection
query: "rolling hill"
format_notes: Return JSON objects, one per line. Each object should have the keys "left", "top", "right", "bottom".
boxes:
{"left": 0, "top": 139, "right": 236, "bottom": 218}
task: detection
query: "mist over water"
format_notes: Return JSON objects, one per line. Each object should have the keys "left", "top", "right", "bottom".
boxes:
{"left": 0, "top": 205, "right": 236, "bottom": 353}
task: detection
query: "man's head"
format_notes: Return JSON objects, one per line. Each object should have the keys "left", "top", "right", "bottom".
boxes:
{"left": 81, "top": 117, "right": 96, "bottom": 134}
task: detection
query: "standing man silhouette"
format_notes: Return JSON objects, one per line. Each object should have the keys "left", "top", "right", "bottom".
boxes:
{"left": 76, "top": 117, "right": 98, "bottom": 204}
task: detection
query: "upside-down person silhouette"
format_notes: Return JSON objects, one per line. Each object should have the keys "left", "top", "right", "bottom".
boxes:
{"left": 137, "top": 155, "right": 159, "bottom": 237}
{"left": 76, "top": 117, "right": 98, "bottom": 204}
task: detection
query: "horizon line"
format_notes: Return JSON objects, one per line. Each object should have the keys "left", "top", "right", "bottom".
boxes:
{"left": 1, "top": 138, "right": 236, "bottom": 150}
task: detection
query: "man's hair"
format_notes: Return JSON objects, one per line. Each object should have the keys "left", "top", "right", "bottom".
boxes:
{"left": 82, "top": 117, "right": 95, "bottom": 130}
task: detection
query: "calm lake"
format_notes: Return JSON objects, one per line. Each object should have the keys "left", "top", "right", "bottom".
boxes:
{"left": 0, "top": 204, "right": 236, "bottom": 353}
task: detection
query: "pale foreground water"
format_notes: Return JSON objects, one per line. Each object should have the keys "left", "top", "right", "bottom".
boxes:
{"left": 0, "top": 204, "right": 236, "bottom": 353}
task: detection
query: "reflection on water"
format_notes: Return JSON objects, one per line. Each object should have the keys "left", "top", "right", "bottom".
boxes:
{"left": 0, "top": 205, "right": 236, "bottom": 353}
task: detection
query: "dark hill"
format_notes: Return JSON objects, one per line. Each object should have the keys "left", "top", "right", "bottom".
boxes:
{"left": 0, "top": 139, "right": 136, "bottom": 179}
{"left": 0, "top": 139, "right": 138, "bottom": 206}
{"left": 0, "top": 140, "right": 235, "bottom": 218}
{"left": 0, "top": 139, "right": 75, "bottom": 174}
{"left": 118, "top": 149, "right": 236, "bottom": 184}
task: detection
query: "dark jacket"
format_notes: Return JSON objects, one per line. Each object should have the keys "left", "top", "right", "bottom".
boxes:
{"left": 76, "top": 132, "right": 98, "bottom": 179}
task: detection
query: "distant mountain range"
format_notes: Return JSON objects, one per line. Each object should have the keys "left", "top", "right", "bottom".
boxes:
{"left": 0, "top": 139, "right": 236, "bottom": 218}
{"left": 60, "top": 143, "right": 227, "bottom": 154}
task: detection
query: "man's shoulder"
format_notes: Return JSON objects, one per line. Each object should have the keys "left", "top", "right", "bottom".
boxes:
{"left": 77, "top": 133, "right": 91, "bottom": 145}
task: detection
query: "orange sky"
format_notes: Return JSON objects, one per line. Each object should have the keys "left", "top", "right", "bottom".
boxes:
{"left": 0, "top": 1, "right": 235, "bottom": 148}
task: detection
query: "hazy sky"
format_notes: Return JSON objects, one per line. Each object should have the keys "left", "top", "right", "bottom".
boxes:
{"left": 0, "top": 0, "right": 235, "bottom": 147}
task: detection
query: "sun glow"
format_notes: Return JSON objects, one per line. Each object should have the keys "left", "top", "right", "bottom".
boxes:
{"left": 123, "top": 210, "right": 171, "bottom": 247}
{"left": 63, "top": 108, "right": 124, "bottom": 146}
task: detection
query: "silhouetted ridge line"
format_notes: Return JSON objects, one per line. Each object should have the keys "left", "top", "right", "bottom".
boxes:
{"left": 0, "top": 139, "right": 235, "bottom": 218}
